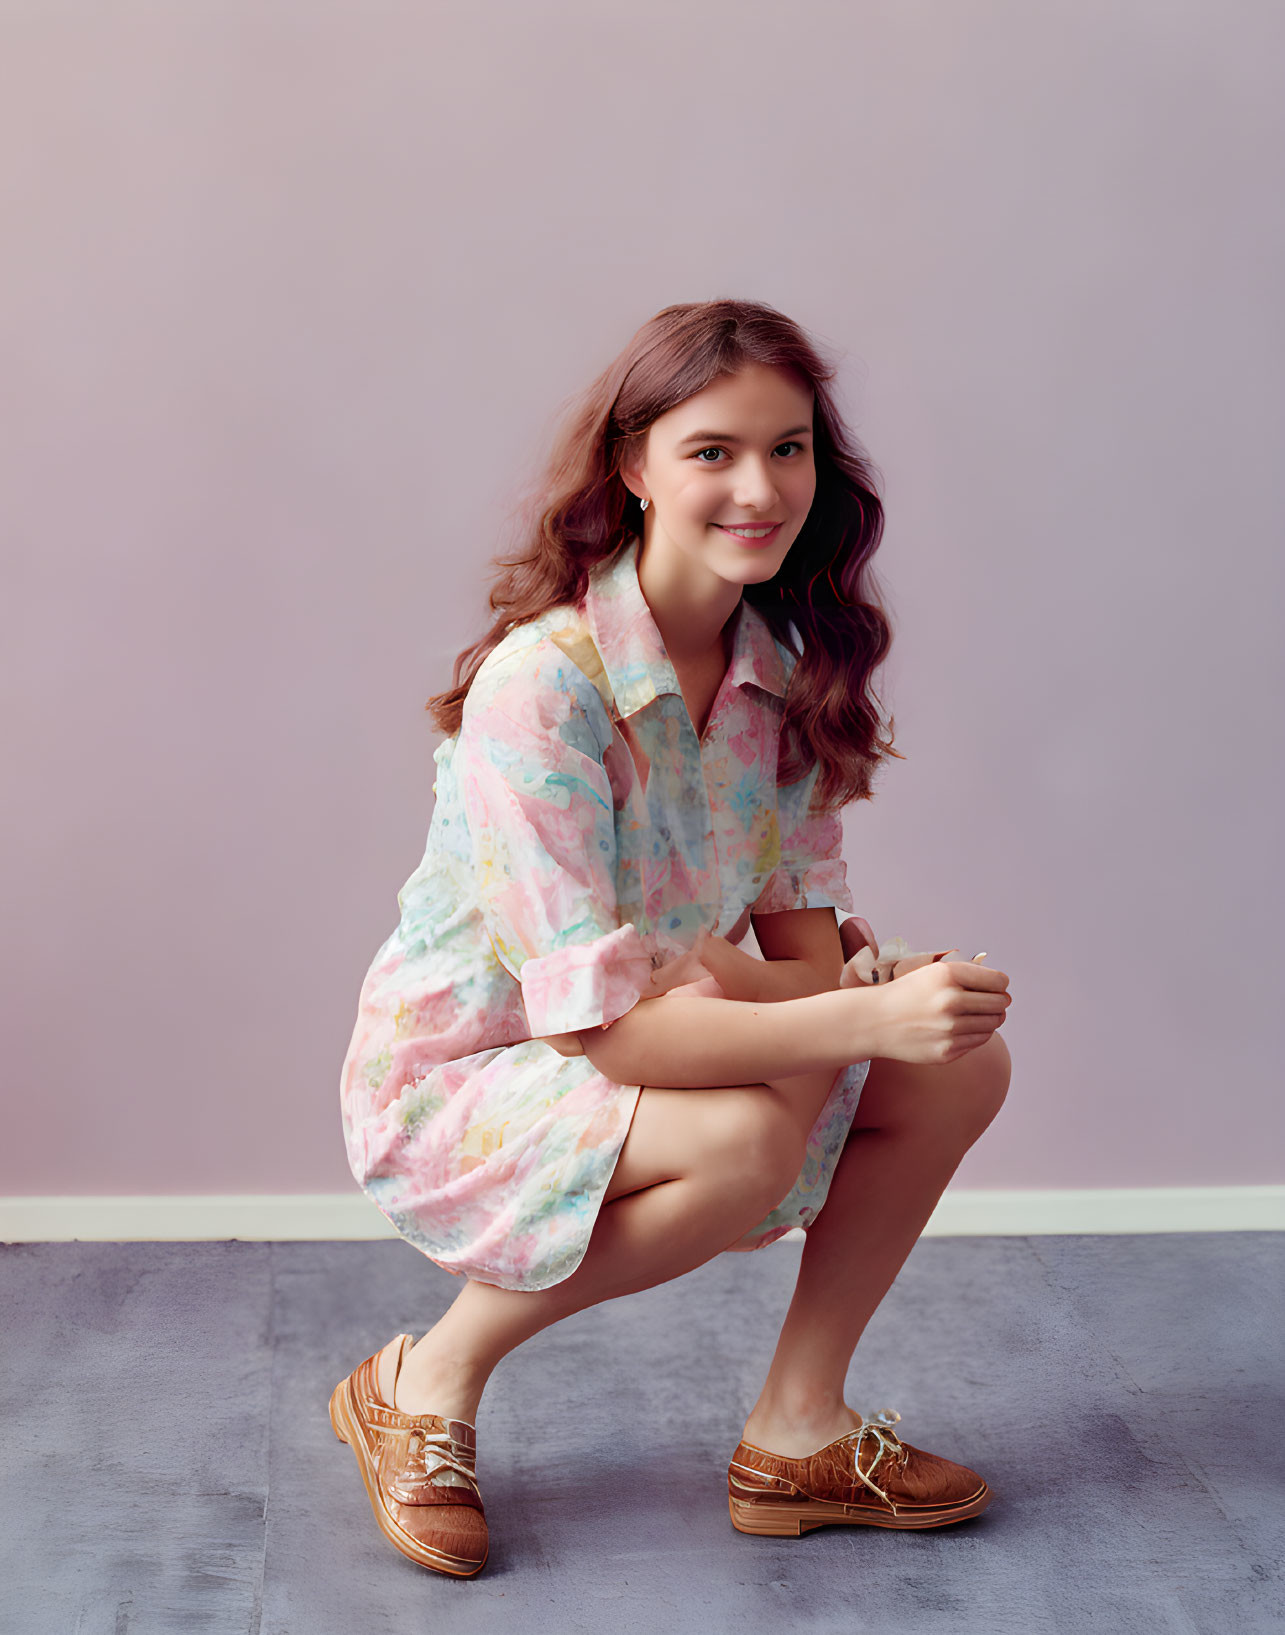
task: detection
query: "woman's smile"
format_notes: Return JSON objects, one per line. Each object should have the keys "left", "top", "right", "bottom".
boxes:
{"left": 714, "top": 521, "right": 784, "bottom": 546}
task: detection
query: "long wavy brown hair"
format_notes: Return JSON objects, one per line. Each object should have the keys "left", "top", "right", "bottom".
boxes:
{"left": 427, "top": 298, "right": 902, "bottom": 810}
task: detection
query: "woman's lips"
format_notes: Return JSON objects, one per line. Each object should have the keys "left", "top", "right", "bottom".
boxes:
{"left": 715, "top": 522, "right": 783, "bottom": 547}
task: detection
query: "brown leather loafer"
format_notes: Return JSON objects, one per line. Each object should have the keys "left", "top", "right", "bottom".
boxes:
{"left": 329, "top": 1333, "right": 488, "bottom": 1577}
{"left": 728, "top": 1409, "right": 993, "bottom": 1534}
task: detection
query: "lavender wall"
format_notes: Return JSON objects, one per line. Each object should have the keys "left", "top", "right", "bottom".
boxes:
{"left": 3, "top": 1, "right": 1281, "bottom": 1197}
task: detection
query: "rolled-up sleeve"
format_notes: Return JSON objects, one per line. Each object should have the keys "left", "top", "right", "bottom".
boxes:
{"left": 455, "top": 644, "right": 654, "bottom": 1036}
{"left": 753, "top": 761, "right": 855, "bottom": 916}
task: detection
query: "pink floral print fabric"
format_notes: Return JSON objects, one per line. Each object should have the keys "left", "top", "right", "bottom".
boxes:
{"left": 339, "top": 535, "right": 870, "bottom": 1291}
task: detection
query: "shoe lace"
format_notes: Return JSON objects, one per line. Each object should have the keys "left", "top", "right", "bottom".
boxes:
{"left": 849, "top": 1408, "right": 908, "bottom": 1509}
{"left": 401, "top": 1424, "right": 480, "bottom": 1497}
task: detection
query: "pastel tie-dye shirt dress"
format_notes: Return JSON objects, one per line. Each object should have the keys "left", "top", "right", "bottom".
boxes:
{"left": 339, "top": 535, "right": 870, "bottom": 1292}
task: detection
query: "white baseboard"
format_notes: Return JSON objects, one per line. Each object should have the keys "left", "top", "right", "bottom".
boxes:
{"left": 1, "top": 1186, "right": 1281, "bottom": 1243}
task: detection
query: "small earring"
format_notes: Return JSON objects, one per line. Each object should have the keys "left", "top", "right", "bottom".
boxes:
{"left": 639, "top": 497, "right": 649, "bottom": 511}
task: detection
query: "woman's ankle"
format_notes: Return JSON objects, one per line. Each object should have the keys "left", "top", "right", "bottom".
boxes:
{"left": 391, "top": 1333, "right": 490, "bottom": 1423}
{"left": 741, "top": 1385, "right": 857, "bottom": 1458}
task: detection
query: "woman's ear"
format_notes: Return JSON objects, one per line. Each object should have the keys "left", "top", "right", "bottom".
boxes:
{"left": 618, "top": 455, "right": 647, "bottom": 507}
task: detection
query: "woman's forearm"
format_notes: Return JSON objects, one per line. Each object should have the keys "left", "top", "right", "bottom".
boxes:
{"left": 699, "top": 936, "right": 833, "bottom": 1004}
{"left": 578, "top": 986, "right": 885, "bottom": 1089}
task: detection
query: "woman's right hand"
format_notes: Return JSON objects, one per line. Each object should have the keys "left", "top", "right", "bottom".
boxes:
{"left": 863, "top": 958, "right": 1011, "bottom": 1065}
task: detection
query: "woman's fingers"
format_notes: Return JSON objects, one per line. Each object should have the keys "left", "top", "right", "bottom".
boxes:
{"left": 647, "top": 960, "right": 697, "bottom": 996}
{"left": 956, "top": 1013, "right": 1007, "bottom": 1037}
{"left": 648, "top": 948, "right": 716, "bottom": 995}
{"left": 932, "top": 953, "right": 1010, "bottom": 991}
{"left": 659, "top": 975, "right": 728, "bottom": 1001}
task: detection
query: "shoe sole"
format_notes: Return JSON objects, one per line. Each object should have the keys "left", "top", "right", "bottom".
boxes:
{"left": 728, "top": 1478, "right": 993, "bottom": 1535}
{"left": 329, "top": 1379, "right": 488, "bottom": 1577}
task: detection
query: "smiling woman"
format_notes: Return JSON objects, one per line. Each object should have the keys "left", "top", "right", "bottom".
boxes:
{"left": 618, "top": 362, "right": 819, "bottom": 681}
{"left": 330, "top": 298, "right": 1013, "bottom": 1579}
{"left": 430, "top": 302, "right": 901, "bottom": 807}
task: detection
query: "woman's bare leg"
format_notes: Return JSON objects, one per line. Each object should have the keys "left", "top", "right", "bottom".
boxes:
{"left": 740, "top": 1032, "right": 1012, "bottom": 1457}
{"left": 386, "top": 1078, "right": 824, "bottom": 1421}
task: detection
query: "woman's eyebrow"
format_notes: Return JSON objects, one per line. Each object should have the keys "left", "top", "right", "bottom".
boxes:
{"left": 675, "top": 424, "right": 812, "bottom": 446}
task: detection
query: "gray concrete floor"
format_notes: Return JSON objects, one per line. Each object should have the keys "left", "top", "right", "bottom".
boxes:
{"left": 2, "top": 1231, "right": 1281, "bottom": 1634}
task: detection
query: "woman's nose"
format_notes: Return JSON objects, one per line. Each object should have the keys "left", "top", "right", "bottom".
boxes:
{"left": 731, "top": 461, "right": 781, "bottom": 509}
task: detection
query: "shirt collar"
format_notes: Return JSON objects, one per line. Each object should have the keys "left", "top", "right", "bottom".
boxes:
{"left": 582, "top": 534, "right": 791, "bottom": 720}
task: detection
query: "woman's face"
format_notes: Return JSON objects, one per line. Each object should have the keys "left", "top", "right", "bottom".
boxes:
{"left": 623, "top": 362, "right": 817, "bottom": 591}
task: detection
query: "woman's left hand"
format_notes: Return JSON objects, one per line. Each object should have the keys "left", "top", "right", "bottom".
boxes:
{"left": 649, "top": 926, "right": 731, "bottom": 1001}
{"left": 839, "top": 915, "right": 990, "bottom": 986}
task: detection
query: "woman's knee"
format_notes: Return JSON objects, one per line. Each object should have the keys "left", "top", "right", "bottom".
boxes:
{"left": 970, "top": 1030, "right": 1011, "bottom": 1123}
{"left": 858, "top": 1031, "right": 1011, "bottom": 1150}
{"left": 942, "top": 1032, "right": 1011, "bottom": 1147}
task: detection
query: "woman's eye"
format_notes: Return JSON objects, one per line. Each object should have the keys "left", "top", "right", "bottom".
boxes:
{"left": 692, "top": 442, "right": 805, "bottom": 464}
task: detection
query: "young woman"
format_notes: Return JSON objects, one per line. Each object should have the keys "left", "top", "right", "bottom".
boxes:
{"left": 330, "top": 298, "right": 1013, "bottom": 1578}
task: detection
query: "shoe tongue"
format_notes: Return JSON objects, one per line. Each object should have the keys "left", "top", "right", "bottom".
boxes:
{"left": 396, "top": 1333, "right": 416, "bottom": 1378}
{"left": 382, "top": 1334, "right": 416, "bottom": 1408}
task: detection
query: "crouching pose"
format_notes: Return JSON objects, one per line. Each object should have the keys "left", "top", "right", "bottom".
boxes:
{"left": 330, "top": 297, "right": 1013, "bottom": 1577}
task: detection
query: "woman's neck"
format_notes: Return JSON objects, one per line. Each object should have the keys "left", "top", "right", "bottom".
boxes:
{"left": 634, "top": 532, "right": 741, "bottom": 669}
